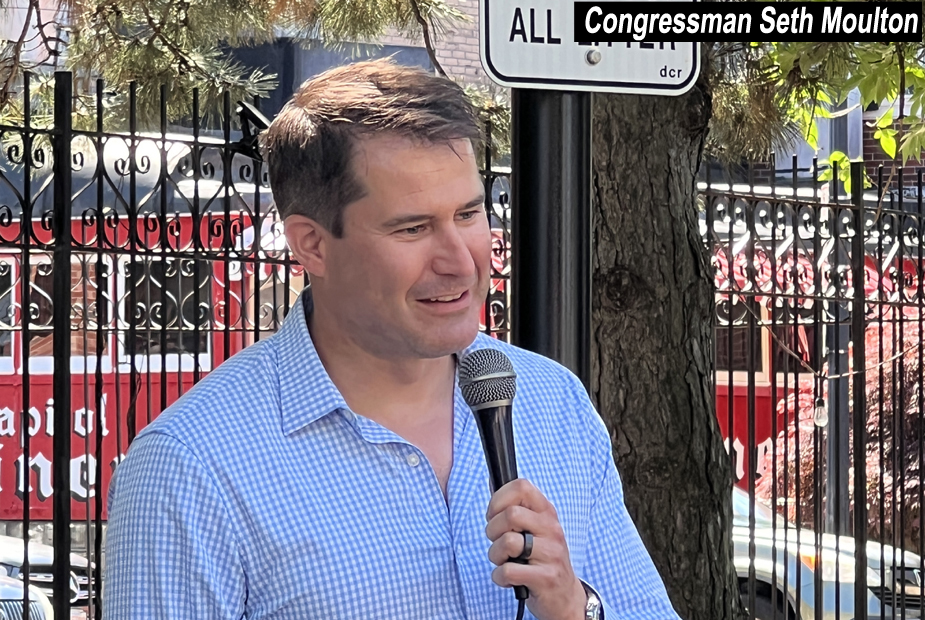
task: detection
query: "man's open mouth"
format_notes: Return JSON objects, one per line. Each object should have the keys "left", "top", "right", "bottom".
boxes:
{"left": 420, "top": 291, "right": 469, "bottom": 304}
{"left": 427, "top": 292, "right": 464, "bottom": 302}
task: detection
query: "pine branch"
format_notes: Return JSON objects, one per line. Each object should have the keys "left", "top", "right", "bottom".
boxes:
{"left": 408, "top": 0, "right": 446, "bottom": 77}
{"left": 139, "top": 2, "right": 212, "bottom": 81}
{"left": 31, "top": 0, "right": 67, "bottom": 59}
{"left": 0, "top": 0, "right": 37, "bottom": 110}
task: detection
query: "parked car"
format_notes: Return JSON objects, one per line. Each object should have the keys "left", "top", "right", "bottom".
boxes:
{"left": 0, "top": 574, "right": 54, "bottom": 620}
{"left": 0, "top": 535, "right": 90, "bottom": 619}
{"left": 733, "top": 486, "right": 922, "bottom": 619}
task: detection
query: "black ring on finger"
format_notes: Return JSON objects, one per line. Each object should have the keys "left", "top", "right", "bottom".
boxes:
{"left": 515, "top": 531, "right": 533, "bottom": 561}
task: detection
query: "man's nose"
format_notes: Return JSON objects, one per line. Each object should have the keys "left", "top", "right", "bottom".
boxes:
{"left": 432, "top": 225, "right": 477, "bottom": 278}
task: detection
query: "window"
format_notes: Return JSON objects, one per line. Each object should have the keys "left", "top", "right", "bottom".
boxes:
{"left": 118, "top": 257, "right": 212, "bottom": 371}
{"left": 769, "top": 303, "right": 822, "bottom": 375}
{"left": 715, "top": 295, "right": 823, "bottom": 383}
{"left": 715, "top": 296, "right": 764, "bottom": 374}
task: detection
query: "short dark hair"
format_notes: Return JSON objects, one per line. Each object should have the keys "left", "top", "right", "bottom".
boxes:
{"left": 263, "top": 59, "right": 482, "bottom": 237}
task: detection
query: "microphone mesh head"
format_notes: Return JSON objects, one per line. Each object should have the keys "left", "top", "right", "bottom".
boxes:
{"left": 458, "top": 348, "right": 517, "bottom": 407}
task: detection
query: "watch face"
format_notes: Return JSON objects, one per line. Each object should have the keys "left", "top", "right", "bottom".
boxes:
{"left": 585, "top": 591, "right": 602, "bottom": 620}
{"left": 581, "top": 581, "right": 603, "bottom": 620}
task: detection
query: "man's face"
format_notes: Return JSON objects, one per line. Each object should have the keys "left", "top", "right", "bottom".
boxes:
{"left": 309, "top": 135, "right": 491, "bottom": 360}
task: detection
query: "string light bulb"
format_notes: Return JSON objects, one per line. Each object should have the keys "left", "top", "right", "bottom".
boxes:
{"left": 813, "top": 398, "right": 829, "bottom": 428}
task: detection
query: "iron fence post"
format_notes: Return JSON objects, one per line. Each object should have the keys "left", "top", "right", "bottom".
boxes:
{"left": 825, "top": 167, "right": 852, "bottom": 537}
{"left": 52, "top": 70, "right": 73, "bottom": 619}
{"left": 850, "top": 160, "right": 868, "bottom": 620}
{"left": 20, "top": 70, "right": 34, "bottom": 620}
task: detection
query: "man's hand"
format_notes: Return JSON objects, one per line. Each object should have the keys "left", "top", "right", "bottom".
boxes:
{"left": 485, "top": 478, "right": 588, "bottom": 620}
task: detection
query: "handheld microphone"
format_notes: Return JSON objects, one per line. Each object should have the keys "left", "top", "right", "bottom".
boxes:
{"left": 458, "top": 348, "right": 529, "bottom": 603}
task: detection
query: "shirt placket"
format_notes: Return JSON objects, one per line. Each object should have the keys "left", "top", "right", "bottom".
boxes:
{"left": 346, "top": 408, "right": 469, "bottom": 617}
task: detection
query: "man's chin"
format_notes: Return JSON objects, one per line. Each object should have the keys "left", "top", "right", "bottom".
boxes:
{"left": 415, "top": 322, "right": 480, "bottom": 358}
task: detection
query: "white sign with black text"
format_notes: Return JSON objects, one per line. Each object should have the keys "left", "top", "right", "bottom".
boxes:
{"left": 479, "top": 0, "right": 700, "bottom": 95}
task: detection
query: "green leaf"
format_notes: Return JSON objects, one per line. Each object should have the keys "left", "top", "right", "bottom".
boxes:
{"left": 857, "top": 72, "right": 884, "bottom": 107}
{"left": 875, "top": 128, "right": 897, "bottom": 159}
{"left": 819, "top": 150, "right": 855, "bottom": 190}
{"left": 899, "top": 127, "right": 925, "bottom": 166}
{"left": 823, "top": 150, "right": 849, "bottom": 169}
{"left": 828, "top": 151, "right": 855, "bottom": 193}
{"left": 876, "top": 106, "right": 895, "bottom": 129}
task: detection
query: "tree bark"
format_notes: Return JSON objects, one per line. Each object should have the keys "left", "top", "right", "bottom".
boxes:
{"left": 590, "top": 77, "right": 743, "bottom": 620}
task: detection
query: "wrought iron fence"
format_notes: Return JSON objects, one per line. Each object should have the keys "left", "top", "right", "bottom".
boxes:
{"left": 706, "top": 156, "right": 925, "bottom": 620}
{"left": 0, "top": 71, "right": 512, "bottom": 619}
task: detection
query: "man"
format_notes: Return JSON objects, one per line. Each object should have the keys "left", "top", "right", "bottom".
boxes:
{"left": 103, "top": 59, "right": 681, "bottom": 620}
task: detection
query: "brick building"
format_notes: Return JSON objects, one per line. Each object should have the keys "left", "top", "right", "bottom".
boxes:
{"left": 379, "top": 0, "right": 488, "bottom": 86}
{"left": 862, "top": 101, "right": 924, "bottom": 192}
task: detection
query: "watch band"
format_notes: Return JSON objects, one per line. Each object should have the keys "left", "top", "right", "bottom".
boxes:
{"left": 581, "top": 580, "right": 604, "bottom": 620}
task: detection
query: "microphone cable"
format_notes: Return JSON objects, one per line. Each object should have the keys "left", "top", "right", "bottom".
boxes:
{"left": 515, "top": 599, "right": 526, "bottom": 620}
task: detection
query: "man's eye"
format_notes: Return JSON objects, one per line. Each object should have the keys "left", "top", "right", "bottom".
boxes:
{"left": 402, "top": 225, "right": 424, "bottom": 235}
{"left": 459, "top": 210, "right": 480, "bottom": 220}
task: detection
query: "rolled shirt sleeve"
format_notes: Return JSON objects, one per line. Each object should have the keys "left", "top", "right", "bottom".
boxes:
{"left": 103, "top": 431, "right": 247, "bottom": 619}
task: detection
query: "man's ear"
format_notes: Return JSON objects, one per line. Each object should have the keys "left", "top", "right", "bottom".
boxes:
{"left": 284, "top": 215, "right": 329, "bottom": 278}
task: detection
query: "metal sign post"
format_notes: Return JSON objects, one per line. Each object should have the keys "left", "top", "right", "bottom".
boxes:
{"left": 510, "top": 89, "right": 592, "bottom": 389}
{"left": 481, "top": 0, "right": 700, "bottom": 388}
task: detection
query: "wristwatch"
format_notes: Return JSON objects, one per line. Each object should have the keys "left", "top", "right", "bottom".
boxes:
{"left": 581, "top": 581, "right": 603, "bottom": 620}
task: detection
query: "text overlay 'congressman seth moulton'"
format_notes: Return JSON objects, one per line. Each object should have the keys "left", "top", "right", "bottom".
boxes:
{"left": 573, "top": 2, "right": 923, "bottom": 43}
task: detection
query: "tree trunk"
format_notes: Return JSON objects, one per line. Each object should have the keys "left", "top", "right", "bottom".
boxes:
{"left": 590, "top": 78, "right": 743, "bottom": 620}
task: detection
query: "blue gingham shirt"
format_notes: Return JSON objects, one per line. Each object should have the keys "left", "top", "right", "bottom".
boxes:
{"left": 104, "top": 291, "right": 680, "bottom": 620}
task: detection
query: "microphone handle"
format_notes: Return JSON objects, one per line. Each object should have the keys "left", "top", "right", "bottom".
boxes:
{"left": 474, "top": 404, "right": 529, "bottom": 602}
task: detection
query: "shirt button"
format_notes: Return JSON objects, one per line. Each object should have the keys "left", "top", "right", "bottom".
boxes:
{"left": 406, "top": 453, "right": 421, "bottom": 467}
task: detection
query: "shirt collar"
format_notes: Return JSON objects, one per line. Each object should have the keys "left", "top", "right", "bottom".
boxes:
{"left": 275, "top": 288, "right": 501, "bottom": 436}
{"left": 276, "top": 290, "right": 350, "bottom": 435}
